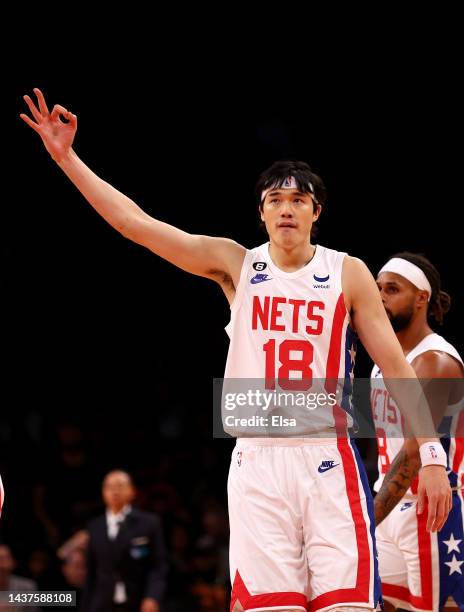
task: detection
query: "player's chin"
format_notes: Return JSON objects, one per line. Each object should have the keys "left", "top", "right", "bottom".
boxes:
{"left": 272, "top": 228, "right": 300, "bottom": 243}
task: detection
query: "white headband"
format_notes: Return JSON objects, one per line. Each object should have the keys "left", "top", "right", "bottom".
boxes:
{"left": 378, "top": 257, "right": 432, "bottom": 301}
{"left": 261, "top": 176, "right": 315, "bottom": 202}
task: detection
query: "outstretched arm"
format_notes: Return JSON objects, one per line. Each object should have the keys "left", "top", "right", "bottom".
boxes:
{"left": 20, "top": 89, "right": 245, "bottom": 292}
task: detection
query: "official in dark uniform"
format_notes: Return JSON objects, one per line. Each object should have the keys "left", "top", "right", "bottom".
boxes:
{"left": 83, "top": 470, "right": 167, "bottom": 612}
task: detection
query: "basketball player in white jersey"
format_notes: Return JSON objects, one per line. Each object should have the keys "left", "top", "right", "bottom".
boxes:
{"left": 21, "top": 89, "right": 452, "bottom": 612}
{"left": 371, "top": 253, "right": 464, "bottom": 611}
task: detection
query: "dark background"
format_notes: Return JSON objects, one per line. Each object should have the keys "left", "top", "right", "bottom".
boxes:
{"left": 1, "top": 33, "right": 462, "bottom": 609}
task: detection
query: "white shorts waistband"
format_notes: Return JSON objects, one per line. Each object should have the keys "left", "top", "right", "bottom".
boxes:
{"left": 236, "top": 437, "right": 340, "bottom": 447}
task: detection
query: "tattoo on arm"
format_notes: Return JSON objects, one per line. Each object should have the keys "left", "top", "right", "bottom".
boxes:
{"left": 374, "top": 449, "right": 421, "bottom": 525}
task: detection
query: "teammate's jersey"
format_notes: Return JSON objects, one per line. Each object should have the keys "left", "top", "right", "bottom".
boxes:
{"left": 371, "top": 333, "right": 464, "bottom": 496}
{"left": 223, "top": 242, "right": 357, "bottom": 437}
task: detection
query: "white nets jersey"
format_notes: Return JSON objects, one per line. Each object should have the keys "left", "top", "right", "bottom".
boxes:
{"left": 371, "top": 333, "right": 464, "bottom": 496}
{"left": 223, "top": 242, "right": 357, "bottom": 437}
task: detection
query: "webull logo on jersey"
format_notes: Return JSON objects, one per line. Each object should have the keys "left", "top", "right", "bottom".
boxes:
{"left": 313, "top": 273, "right": 330, "bottom": 289}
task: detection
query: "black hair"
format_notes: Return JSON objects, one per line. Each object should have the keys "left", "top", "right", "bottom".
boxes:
{"left": 255, "top": 160, "right": 326, "bottom": 237}
{"left": 390, "top": 252, "right": 451, "bottom": 325}
{"left": 255, "top": 160, "right": 327, "bottom": 210}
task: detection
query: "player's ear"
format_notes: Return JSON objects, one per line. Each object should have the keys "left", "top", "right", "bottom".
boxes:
{"left": 313, "top": 203, "right": 322, "bottom": 222}
{"left": 416, "top": 290, "right": 429, "bottom": 308}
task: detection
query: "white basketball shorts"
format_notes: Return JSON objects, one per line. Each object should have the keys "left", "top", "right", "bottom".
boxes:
{"left": 227, "top": 437, "right": 381, "bottom": 612}
{"left": 376, "top": 490, "right": 464, "bottom": 611}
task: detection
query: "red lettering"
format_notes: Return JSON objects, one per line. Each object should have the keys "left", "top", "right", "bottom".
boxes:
{"left": 253, "top": 297, "right": 326, "bottom": 334}
{"left": 263, "top": 338, "right": 314, "bottom": 391}
{"left": 306, "top": 301, "right": 325, "bottom": 335}
{"left": 371, "top": 388, "right": 381, "bottom": 421}
{"left": 376, "top": 427, "right": 391, "bottom": 474}
{"left": 387, "top": 394, "right": 398, "bottom": 424}
{"left": 278, "top": 339, "right": 313, "bottom": 390}
{"left": 252, "top": 296, "right": 270, "bottom": 330}
{"left": 382, "top": 389, "right": 388, "bottom": 422}
{"left": 288, "top": 299, "right": 306, "bottom": 333}
{"left": 263, "top": 339, "right": 276, "bottom": 389}
{"left": 270, "top": 297, "right": 286, "bottom": 331}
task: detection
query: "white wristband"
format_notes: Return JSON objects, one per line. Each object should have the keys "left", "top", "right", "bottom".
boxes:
{"left": 419, "top": 442, "right": 447, "bottom": 468}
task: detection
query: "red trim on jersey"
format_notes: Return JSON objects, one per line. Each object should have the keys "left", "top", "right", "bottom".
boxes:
{"left": 325, "top": 292, "right": 348, "bottom": 434}
{"left": 230, "top": 571, "right": 307, "bottom": 611}
{"left": 452, "top": 411, "right": 464, "bottom": 473}
{"left": 325, "top": 292, "right": 346, "bottom": 382}
{"left": 381, "top": 507, "right": 433, "bottom": 609}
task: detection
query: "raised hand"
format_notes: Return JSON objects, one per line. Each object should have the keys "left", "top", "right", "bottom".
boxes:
{"left": 20, "top": 88, "right": 77, "bottom": 163}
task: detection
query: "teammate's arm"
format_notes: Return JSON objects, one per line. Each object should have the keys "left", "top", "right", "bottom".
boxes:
{"left": 20, "top": 89, "right": 245, "bottom": 296}
{"left": 343, "top": 256, "right": 452, "bottom": 531}
{"left": 374, "top": 351, "right": 463, "bottom": 525}
{"left": 373, "top": 438, "right": 421, "bottom": 525}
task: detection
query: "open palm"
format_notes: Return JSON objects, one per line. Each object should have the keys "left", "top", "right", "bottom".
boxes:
{"left": 20, "top": 88, "right": 77, "bottom": 162}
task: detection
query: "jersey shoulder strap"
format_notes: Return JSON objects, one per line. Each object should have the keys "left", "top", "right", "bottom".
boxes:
{"left": 407, "top": 333, "right": 463, "bottom": 366}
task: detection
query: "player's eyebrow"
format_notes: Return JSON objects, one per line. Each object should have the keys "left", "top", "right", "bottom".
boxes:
{"left": 267, "top": 190, "right": 309, "bottom": 197}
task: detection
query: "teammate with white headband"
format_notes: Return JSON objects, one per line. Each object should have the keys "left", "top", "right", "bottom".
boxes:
{"left": 379, "top": 258, "right": 432, "bottom": 302}
{"left": 371, "top": 252, "right": 464, "bottom": 611}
